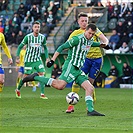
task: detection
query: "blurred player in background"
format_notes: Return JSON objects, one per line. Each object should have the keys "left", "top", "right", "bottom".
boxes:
{"left": 16, "top": 45, "right": 37, "bottom": 91}
{"left": 15, "top": 21, "right": 49, "bottom": 99}
{"left": 0, "top": 32, "right": 13, "bottom": 92}
{"left": 66, "top": 12, "right": 109, "bottom": 113}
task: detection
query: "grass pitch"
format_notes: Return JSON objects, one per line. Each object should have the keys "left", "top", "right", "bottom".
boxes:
{"left": 0, "top": 87, "right": 133, "bottom": 133}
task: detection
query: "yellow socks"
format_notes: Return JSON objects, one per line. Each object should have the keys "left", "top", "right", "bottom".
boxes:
{"left": 72, "top": 83, "right": 80, "bottom": 93}
{"left": 0, "top": 83, "right": 3, "bottom": 92}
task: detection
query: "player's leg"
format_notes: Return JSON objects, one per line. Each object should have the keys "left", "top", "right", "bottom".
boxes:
{"left": 15, "top": 62, "right": 34, "bottom": 98}
{"left": 88, "top": 57, "right": 103, "bottom": 102}
{"left": 72, "top": 58, "right": 90, "bottom": 94}
{"left": 66, "top": 58, "right": 90, "bottom": 113}
{"left": 76, "top": 72, "right": 105, "bottom": 116}
{"left": 0, "top": 67, "right": 5, "bottom": 92}
{"left": 32, "top": 81, "right": 36, "bottom": 92}
{"left": 16, "top": 67, "right": 24, "bottom": 88}
{"left": 35, "top": 61, "right": 48, "bottom": 99}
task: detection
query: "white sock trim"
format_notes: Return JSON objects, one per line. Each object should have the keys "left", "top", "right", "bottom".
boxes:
{"left": 85, "top": 95, "right": 93, "bottom": 102}
{"left": 47, "top": 78, "right": 54, "bottom": 86}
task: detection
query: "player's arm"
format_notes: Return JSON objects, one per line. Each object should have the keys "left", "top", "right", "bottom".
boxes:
{"left": 16, "top": 36, "right": 27, "bottom": 63}
{"left": 99, "top": 33, "right": 109, "bottom": 45}
{"left": 47, "top": 37, "right": 79, "bottom": 67}
{"left": 91, "top": 41, "right": 107, "bottom": 48}
{"left": 96, "top": 28, "right": 110, "bottom": 49}
{"left": 52, "top": 37, "right": 79, "bottom": 61}
{"left": 1, "top": 34, "right": 13, "bottom": 64}
{"left": 42, "top": 37, "right": 49, "bottom": 63}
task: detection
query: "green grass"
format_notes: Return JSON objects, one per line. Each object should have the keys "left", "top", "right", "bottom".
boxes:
{"left": 0, "top": 87, "right": 133, "bottom": 133}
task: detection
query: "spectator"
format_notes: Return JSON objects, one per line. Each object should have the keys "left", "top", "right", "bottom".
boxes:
{"left": 17, "top": 3, "right": 27, "bottom": 23}
{"left": 42, "top": 11, "right": 48, "bottom": 23}
{"left": 108, "top": 64, "right": 118, "bottom": 77}
{"left": 25, "top": 0, "right": 32, "bottom": 11}
{"left": 106, "top": 1, "right": 114, "bottom": 20}
{"left": 32, "top": 0, "right": 42, "bottom": 5}
{"left": 129, "top": 45, "right": 133, "bottom": 53}
{"left": 113, "top": 1, "right": 121, "bottom": 15}
{"left": 121, "top": 62, "right": 132, "bottom": 84}
{"left": 4, "top": 20, "right": 10, "bottom": 39}
{"left": 105, "top": 64, "right": 119, "bottom": 88}
{"left": 0, "top": 21, "right": 4, "bottom": 33}
{"left": 54, "top": 0, "right": 61, "bottom": 9}
{"left": 51, "top": 64, "right": 62, "bottom": 79}
{"left": 21, "top": 11, "right": 34, "bottom": 33}
{"left": 126, "top": 2, "right": 133, "bottom": 12}
{"left": 10, "top": 12, "right": 21, "bottom": 26}
{"left": 119, "top": 2, "right": 128, "bottom": 18}
{"left": 7, "top": 32, "right": 16, "bottom": 46}
{"left": 124, "top": 11, "right": 132, "bottom": 22}
{"left": 0, "top": 15, "right": 6, "bottom": 25}
{"left": 118, "top": 42, "right": 129, "bottom": 53}
{"left": 40, "top": 21, "right": 50, "bottom": 39}
{"left": 47, "top": 11, "right": 56, "bottom": 30}
{"left": 126, "top": 21, "right": 133, "bottom": 39}
{"left": 9, "top": 21, "right": 20, "bottom": 35}
{"left": 94, "top": 1, "right": 104, "bottom": 7}
{"left": 118, "top": 32, "right": 130, "bottom": 47}
{"left": 77, "top": 2, "right": 84, "bottom": 7}
{"left": 16, "top": 30, "right": 25, "bottom": 45}
{"left": 86, "top": 0, "right": 93, "bottom": 7}
{"left": 0, "top": 0, "right": 9, "bottom": 11}
{"left": 47, "top": 1, "right": 58, "bottom": 17}
{"left": 115, "top": 21, "right": 126, "bottom": 38}
{"left": 30, "top": 4, "right": 41, "bottom": 21}
{"left": 108, "top": 29, "right": 120, "bottom": 50}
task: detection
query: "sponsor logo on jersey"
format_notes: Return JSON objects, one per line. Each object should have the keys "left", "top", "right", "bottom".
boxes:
{"left": 82, "top": 45, "right": 90, "bottom": 51}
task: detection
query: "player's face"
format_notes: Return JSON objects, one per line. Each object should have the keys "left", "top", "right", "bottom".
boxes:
{"left": 84, "top": 28, "right": 96, "bottom": 40}
{"left": 78, "top": 16, "right": 88, "bottom": 30}
{"left": 32, "top": 24, "right": 40, "bottom": 34}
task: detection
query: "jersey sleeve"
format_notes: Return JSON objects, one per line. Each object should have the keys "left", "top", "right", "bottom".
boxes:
{"left": 91, "top": 41, "right": 100, "bottom": 47}
{"left": 56, "top": 36, "right": 79, "bottom": 53}
{"left": 42, "top": 37, "right": 49, "bottom": 59}
{"left": 1, "top": 34, "right": 12, "bottom": 59}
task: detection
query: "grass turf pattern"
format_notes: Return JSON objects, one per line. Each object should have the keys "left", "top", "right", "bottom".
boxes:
{"left": 0, "top": 87, "right": 132, "bottom": 132}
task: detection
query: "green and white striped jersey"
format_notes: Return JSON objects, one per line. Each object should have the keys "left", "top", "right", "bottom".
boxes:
{"left": 16, "top": 33, "right": 48, "bottom": 63}
{"left": 56, "top": 34, "right": 100, "bottom": 68}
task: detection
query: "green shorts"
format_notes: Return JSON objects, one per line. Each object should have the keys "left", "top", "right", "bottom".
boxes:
{"left": 59, "top": 61, "right": 88, "bottom": 86}
{"left": 24, "top": 60, "right": 45, "bottom": 74}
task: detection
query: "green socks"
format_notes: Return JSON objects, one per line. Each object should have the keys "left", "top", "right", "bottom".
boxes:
{"left": 34, "top": 76, "right": 54, "bottom": 86}
{"left": 85, "top": 96, "right": 94, "bottom": 112}
{"left": 17, "top": 79, "right": 24, "bottom": 90}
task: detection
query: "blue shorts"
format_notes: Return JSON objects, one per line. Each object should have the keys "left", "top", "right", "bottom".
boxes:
{"left": 19, "top": 67, "right": 24, "bottom": 74}
{"left": 81, "top": 57, "right": 103, "bottom": 79}
{"left": 0, "top": 64, "right": 4, "bottom": 74}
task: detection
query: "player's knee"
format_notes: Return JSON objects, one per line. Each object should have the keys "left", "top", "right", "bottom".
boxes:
{"left": 0, "top": 80, "right": 4, "bottom": 84}
{"left": 23, "top": 73, "right": 39, "bottom": 83}
{"left": 57, "top": 83, "right": 65, "bottom": 90}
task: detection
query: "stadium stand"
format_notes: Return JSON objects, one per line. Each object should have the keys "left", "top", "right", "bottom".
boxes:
{"left": 0, "top": 0, "right": 133, "bottom": 87}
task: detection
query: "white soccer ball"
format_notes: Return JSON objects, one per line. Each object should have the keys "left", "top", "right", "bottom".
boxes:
{"left": 66, "top": 92, "right": 79, "bottom": 105}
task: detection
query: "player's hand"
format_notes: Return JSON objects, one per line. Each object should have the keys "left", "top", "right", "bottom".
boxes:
{"left": 8, "top": 58, "right": 13, "bottom": 65}
{"left": 100, "top": 43, "right": 106, "bottom": 48}
{"left": 47, "top": 60, "right": 54, "bottom": 68}
{"left": 16, "top": 57, "right": 20, "bottom": 64}
{"left": 103, "top": 45, "right": 111, "bottom": 50}
{"left": 45, "top": 58, "right": 50, "bottom": 65}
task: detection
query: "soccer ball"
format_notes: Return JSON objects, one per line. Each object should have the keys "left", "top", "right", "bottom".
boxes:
{"left": 66, "top": 92, "right": 79, "bottom": 105}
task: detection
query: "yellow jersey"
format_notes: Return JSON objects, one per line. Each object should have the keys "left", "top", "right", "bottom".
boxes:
{"left": 17, "top": 49, "right": 26, "bottom": 67}
{"left": 0, "top": 32, "right": 12, "bottom": 64}
{"left": 68, "top": 28, "right": 103, "bottom": 58}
